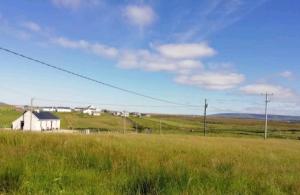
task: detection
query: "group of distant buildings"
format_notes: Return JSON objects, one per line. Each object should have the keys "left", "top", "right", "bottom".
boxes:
{"left": 11, "top": 105, "right": 151, "bottom": 132}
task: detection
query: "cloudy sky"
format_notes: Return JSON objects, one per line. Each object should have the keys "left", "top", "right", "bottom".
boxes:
{"left": 0, "top": 0, "right": 299, "bottom": 115}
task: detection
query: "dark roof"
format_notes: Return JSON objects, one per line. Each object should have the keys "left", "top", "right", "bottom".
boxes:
{"left": 33, "top": 111, "right": 60, "bottom": 120}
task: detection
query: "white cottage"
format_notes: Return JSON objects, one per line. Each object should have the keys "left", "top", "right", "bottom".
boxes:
{"left": 56, "top": 107, "right": 72, "bottom": 112}
{"left": 12, "top": 111, "right": 60, "bottom": 131}
{"left": 82, "top": 105, "right": 101, "bottom": 116}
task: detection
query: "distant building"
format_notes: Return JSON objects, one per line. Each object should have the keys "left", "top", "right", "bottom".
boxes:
{"left": 130, "top": 112, "right": 142, "bottom": 117}
{"left": 12, "top": 111, "right": 60, "bottom": 131}
{"left": 122, "top": 111, "right": 129, "bottom": 118}
{"left": 40, "top": 107, "right": 56, "bottom": 112}
{"left": 112, "top": 111, "right": 122, "bottom": 116}
{"left": 112, "top": 111, "right": 130, "bottom": 117}
{"left": 74, "top": 107, "right": 85, "bottom": 112}
{"left": 56, "top": 107, "right": 72, "bottom": 112}
{"left": 82, "top": 105, "right": 101, "bottom": 116}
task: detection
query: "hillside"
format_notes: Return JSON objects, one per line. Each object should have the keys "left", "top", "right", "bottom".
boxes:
{"left": 1, "top": 104, "right": 300, "bottom": 139}
{"left": 54, "top": 112, "right": 134, "bottom": 132}
{"left": 0, "top": 104, "right": 22, "bottom": 128}
{"left": 212, "top": 113, "right": 300, "bottom": 122}
{"left": 130, "top": 115, "right": 300, "bottom": 139}
{"left": 1, "top": 131, "right": 300, "bottom": 194}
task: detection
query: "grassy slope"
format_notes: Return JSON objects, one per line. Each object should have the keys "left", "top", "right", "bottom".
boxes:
{"left": 1, "top": 104, "right": 300, "bottom": 138}
{"left": 130, "top": 115, "right": 300, "bottom": 139}
{"left": 1, "top": 131, "right": 300, "bottom": 194}
{"left": 55, "top": 112, "right": 134, "bottom": 132}
{"left": 0, "top": 105, "right": 22, "bottom": 128}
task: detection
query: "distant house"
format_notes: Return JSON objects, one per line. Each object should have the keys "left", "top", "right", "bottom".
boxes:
{"left": 130, "top": 112, "right": 141, "bottom": 117}
{"left": 122, "top": 111, "right": 130, "bottom": 117}
{"left": 82, "top": 105, "right": 101, "bottom": 116}
{"left": 112, "top": 111, "right": 122, "bottom": 116}
{"left": 40, "top": 107, "right": 56, "bottom": 112}
{"left": 74, "top": 107, "right": 85, "bottom": 112}
{"left": 56, "top": 107, "right": 72, "bottom": 112}
{"left": 12, "top": 111, "right": 60, "bottom": 131}
{"left": 112, "top": 111, "right": 129, "bottom": 117}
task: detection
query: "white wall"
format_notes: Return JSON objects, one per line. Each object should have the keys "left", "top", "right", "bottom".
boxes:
{"left": 56, "top": 108, "right": 71, "bottom": 112}
{"left": 12, "top": 111, "right": 60, "bottom": 131}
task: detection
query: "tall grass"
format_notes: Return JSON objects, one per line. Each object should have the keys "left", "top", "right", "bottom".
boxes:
{"left": 1, "top": 131, "right": 300, "bottom": 194}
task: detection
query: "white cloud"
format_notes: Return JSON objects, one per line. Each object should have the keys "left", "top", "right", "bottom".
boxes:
{"left": 22, "top": 21, "right": 41, "bottom": 32}
{"left": 240, "top": 84, "right": 296, "bottom": 98}
{"left": 118, "top": 50, "right": 203, "bottom": 74}
{"left": 51, "top": 36, "right": 243, "bottom": 91}
{"left": 52, "top": 37, "right": 118, "bottom": 58}
{"left": 175, "top": 72, "right": 245, "bottom": 90}
{"left": 124, "top": 5, "right": 156, "bottom": 28}
{"left": 279, "top": 70, "right": 293, "bottom": 79}
{"left": 155, "top": 43, "right": 216, "bottom": 59}
{"left": 52, "top": 0, "right": 99, "bottom": 10}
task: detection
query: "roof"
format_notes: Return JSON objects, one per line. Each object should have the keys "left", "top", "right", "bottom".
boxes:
{"left": 33, "top": 111, "right": 60, "bottom": 120}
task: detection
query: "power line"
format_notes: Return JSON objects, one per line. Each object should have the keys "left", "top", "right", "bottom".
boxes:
{"left": 0, "top": 46, "right": 199, "bottom": 107}
{"left": 34, "top": 97, "right": 202, "bottom": 108}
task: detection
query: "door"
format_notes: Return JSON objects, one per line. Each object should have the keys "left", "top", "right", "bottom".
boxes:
{"left": 20, "top": 121, "right": 24, "bottom": 130}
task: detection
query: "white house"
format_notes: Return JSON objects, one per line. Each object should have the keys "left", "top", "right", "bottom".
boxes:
{"left": 82, "top": 105, "right": 101, "bottom": 116}
{"left": 12, "top": 111, "right": 60, "bottom": 131}
{"left": 74, "top": 107, "right": 85, "bottom": 112}
{"left": 130, "top": 112, "right": 142, "bottom": 117}
{"left": 122, "top": 111, "right": 129, "bottom": 117}
{"left": 112, "top": 111, "right": 122, "bottom": 116}
{"left": 40, "top": 107, "right": 56, "bottom": 112}
{"left": 56, "top": 107, "right": 72, "bottom": 112}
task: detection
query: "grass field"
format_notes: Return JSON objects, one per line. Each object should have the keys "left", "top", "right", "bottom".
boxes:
{"left": 55, "top": 112, "right": 134, "bottom": 132}
{"left": 129, "top": 115, "right": 300, "bottom": 139}
{"left": 0, "top": 105, "right": 21, "bottom": 128}
{"left": 1, "top": 131, "right": 300, "bottom": 194}
{"left": 1, "top": 104, "right": 300, "bottom": 139}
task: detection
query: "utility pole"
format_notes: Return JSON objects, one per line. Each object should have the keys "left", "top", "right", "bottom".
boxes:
{"left": 203, "top": 99, "right": 208, "bottom": 136}
{"left": 159, "top": 119, "right": 162, "bottom": 135}
{"left": 30, "top": 98, "right": 34, "bottom": 131}
{"left": 262, "top": 92, "right": 273, "bottom": 139}
{"left": 135, "top": 122, "right": 138, "bottom": 134}
{"left": 123, "top": 111, "right": 126, "bottom": 134}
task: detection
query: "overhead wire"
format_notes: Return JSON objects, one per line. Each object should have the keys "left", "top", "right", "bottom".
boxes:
{"left": 0, "top": 46, "right": 200, "bottom": 107}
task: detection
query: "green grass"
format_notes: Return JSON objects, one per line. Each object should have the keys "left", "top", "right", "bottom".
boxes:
{"left": 1, "top": 104, "right": 300, "bottom": 139}
{"left": 54, "top": 112, "right": 134, "bottom": 132}
{"left": 0, "top": 105, "right": 22, "bottom": 128}
{"left": 1, "top": 131, "right": 300, "bottom": 194}
{"left": 130, "top": 115, "right": 300, "bottom": 139}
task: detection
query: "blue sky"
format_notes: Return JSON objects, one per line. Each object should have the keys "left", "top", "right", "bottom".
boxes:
{"left": 0, "top": 0, "right": 299, "bottom": 115}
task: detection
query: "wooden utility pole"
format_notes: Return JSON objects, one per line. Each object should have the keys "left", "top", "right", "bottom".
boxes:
{"left": 123, "top": 115, "right": 126, "bottom": 134}
{"left": 135, "top": 122, "right": 138, "bottom": 133}
{"left": 30, "top": 98, "right": 34, "bottom": 131}
{"left": 159, "top": 119, "right": 162, "bottom": 135}
{"left": 203, "top": 99, "right": 208, "bottom": 136}
{"left": 262, "top": 93, "right": 273, "bottom": 139}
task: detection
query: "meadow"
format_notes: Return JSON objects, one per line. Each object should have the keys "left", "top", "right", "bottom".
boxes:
{"left": 0, "top": 131, "right": 300, "bottom": 194}
{"left": 1, "top": 104, "right": 300, "bottom": 139}
{"left": 0, "top": 105, "right": 21, "bottom": 129}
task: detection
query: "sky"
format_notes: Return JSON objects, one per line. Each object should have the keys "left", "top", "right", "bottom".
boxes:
{"left": 0, "top": 0, "right": 299, "bottom": 115}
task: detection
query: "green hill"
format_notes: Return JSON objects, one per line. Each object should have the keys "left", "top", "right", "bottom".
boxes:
{"left": 1, "top": 104, "right": 300, "bottom": 139}
{"left": 0, "top": 105, "right": 22, "bottom": 128}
